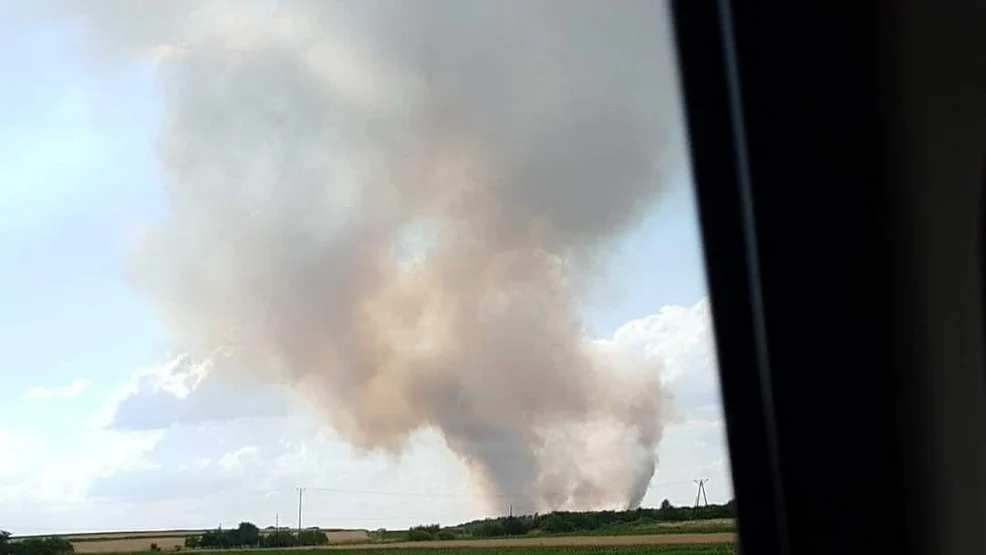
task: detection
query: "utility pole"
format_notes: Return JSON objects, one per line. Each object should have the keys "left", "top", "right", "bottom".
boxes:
{"left": 693, "top": 479, "right": 709, "bottom": 507}
{"left": 275, "top": 513, "right": 279, "bottom": 547}
{"left": 297, "top": 487, "right": 307, "bottom": 534}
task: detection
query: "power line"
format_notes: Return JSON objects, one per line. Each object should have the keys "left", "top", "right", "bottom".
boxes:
{"left": 305, "top": 486, "right": 469, "bottom": 498}
{"left": 287, "top": 478, "right": 700, "bottom": 500}
{"left": 693, "top": 478, "right": 710, "bottom": 508}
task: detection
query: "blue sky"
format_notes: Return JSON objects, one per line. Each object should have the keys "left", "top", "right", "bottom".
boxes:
{"left": 0, "top": 6, "right": 728, "bottom": 536}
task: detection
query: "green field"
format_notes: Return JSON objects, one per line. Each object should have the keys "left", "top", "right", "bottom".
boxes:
{"left": 187, "top": 547, "right": 732, "bottom": 555}
{"left": 546, "top": 522, "right": 735, "bottom": 538}
{"left": 368, "top": 519, "right": 736, "bottom": 543}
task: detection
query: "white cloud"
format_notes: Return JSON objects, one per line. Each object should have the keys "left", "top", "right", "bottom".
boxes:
{"left": 0, "top": 429, "right": 45, "bottom": 479}
{"left": 23, "top": 378, "right": 88, "bottom": 400}
{"left": 600, "top": 297, "right": 722, "bottom": 415}
{"left": 1, "top": 297, "right": 731, "bottom": 534}
{"left": 88, "top": 353, "right": 290, "bottom": 431}
{"left": 0, "top": 424, "right": 163, "bottom": 518}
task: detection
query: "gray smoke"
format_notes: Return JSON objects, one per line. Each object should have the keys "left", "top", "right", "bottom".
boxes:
{"left": 45, "top": 0, "right": 687, "bottom": 513}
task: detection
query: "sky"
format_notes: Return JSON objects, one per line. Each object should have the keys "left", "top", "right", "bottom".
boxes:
{"left": 0, "top": 3, "right": 731, "bottom": 536}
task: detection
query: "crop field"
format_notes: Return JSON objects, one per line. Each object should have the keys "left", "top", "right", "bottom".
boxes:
{"left": 66, "top": 529, "right": 735, "bottom": 554}
{"left": 201, "top": 546, "right": 732, "bottom": 555}
{"left": 68, "top": 531, "right": 372, "bottom": 553}
{"left": 330, "top": 534, "right": 735, "bottom": 550}
{"left": 69, "top": 534, "right": 735, "bottom": 554}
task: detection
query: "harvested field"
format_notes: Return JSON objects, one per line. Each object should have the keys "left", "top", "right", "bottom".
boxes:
{"left": 324, "top": 531, "right": 370, "bottom": 544}
{"left": 69, "top": 530, "right": 370, "bottom": 553}
{"left": 72, "top": 537, "right": 185, "bottom": 554}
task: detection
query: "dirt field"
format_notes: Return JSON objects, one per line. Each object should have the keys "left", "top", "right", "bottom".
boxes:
{"left": 73, "top": 538, "right": 185, "bottom": 554}
{"left": 324, "top": 531, "right": 371, "bottom": 544}
{"left": 70, "top": 531, "right": 371, "bottom": 553}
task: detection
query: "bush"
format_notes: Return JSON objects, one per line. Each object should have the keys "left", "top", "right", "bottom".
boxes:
{"left": 296, "top": 530, "right": 328, "bottom": 546}
{"left": 259, "top": 531, "right": 297, "bottom": 548}
{"left": 6, "top": 537, "right": 73, "bottom": 555}
{"left": 540, "top": 514, "right": 574, "bottom": 534}
{"left": 406, "top": 524, "right": 441, "bottom": 542}
{"left": 149, "top": 543, "right": 160, "bottom": 552}
{"left": 405, "top": 529, "right": 434, "bottom": 542}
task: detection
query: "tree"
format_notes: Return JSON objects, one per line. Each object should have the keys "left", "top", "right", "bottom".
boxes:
{"left": 296, "top": 530, "right": 328, "bottom": 546}
{"left": 7, "top": 538, "right": 73, "bottom": 555}
{"left": 660, "top": 499, "right": 673, "bottom": 510}
{"left": 406, "top": 525, "right": 438, "bottom": 542}
{"left": 196, "top": 530, "right": 223, "bottom": 549}
{"left": 501, "top": 516, "right": 528, "bottom": 536}
{"left": 539, "top": 514, "right": 574, "bottom": 534}
{"left": 1, "top": 531, "right": 11, "bottom": 555}
{"left": 235, "top": 522, "right": 260, "bottom": 547}
{"left": 260, "top": 531, "right": 297, "bottom": 548}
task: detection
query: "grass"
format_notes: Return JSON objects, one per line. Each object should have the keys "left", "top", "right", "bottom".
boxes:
{"left": 121, "top": 547, "right": 734, "bottom": 555}
{"left": 562, "top": 521, "right": 736, "bottom": 537}
{"left": 372, "top": 519, "right": 737, "bottom": 542}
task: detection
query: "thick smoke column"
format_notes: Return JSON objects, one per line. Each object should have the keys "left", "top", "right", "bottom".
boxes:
{"left": 58, "top": 0, "right": 687, "bottom": 512}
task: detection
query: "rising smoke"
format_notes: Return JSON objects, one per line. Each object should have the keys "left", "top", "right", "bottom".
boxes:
{"left": 46, "top": 0, "right": 688, "bottom": 513}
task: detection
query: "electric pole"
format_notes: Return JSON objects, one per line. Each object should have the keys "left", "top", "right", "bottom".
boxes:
{"left": 693, "top": 479, "right": 709, "bottom": 507}
{"left": 297, "top": 487, "right": 306, "bottom": 534}
{"left": 275, "top": 513, "right": 279, "bottom": 547}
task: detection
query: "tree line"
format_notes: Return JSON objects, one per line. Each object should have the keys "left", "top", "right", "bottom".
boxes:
{"left": 403, "top": 498, "right": 736, "bottom": 541}
{"left": 183, "top": 522, "right": 328, "bottom": 549}
{"left": 0, "top": 532, "right": 73, "bottom": 555}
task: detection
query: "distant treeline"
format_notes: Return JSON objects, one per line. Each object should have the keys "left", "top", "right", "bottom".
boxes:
{"left": 0, "top": 532, "right": 73, "bottom": 555}
{"left": 183, "top": 522, "right": 327, "bottom": 549}
{"left": 401, "top": 499, "right": 736, "bottom": 542}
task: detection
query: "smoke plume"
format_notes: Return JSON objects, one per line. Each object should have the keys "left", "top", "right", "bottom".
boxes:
{"left": 53, "top": 0, "right": 688, "bottom": 513}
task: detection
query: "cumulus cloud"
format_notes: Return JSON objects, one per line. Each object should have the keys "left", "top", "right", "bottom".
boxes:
{"left": 89, "top": 353, "right": 290, "bottom": 431}
{"left": 600, "top": 297, "right": 721, "bottom": 414}
{"left": 23, "top": 378, "right": 88, "bottom": 400}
